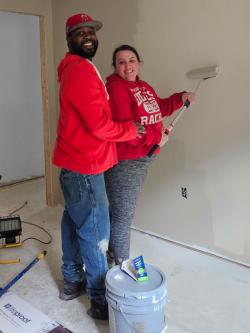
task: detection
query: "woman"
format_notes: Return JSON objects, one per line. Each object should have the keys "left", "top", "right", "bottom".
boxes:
{"left": 105, "top": 44, "right": 195, "bottom": 264}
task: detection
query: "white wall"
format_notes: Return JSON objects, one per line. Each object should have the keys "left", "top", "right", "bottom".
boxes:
{"left": 52, "top": 0, "right": 250, "bottom": 263}
{"left": 0, "top": 11, "right": 44, "bottom": 184}
{"left": 133, "top": 0, "right": 250, "bottom": 264}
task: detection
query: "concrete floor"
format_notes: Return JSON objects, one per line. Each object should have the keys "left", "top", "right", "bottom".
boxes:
{"left": 0, "top": 178, "right": 250, "bottom": 333}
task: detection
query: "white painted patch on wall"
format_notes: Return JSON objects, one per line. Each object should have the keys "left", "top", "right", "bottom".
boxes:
{"left": 98, "top": 238, "right": 109, "bottom": 255}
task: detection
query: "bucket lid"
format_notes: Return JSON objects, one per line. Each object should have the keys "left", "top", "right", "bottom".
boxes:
{"left": 106, "top": 264, "right": 166, "bottom": 300}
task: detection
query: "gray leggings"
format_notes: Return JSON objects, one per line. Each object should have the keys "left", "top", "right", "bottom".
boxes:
{"left": 105, "top": 156, "right": 155, "bottom": 264}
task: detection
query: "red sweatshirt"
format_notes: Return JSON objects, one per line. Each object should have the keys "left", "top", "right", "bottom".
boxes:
{"left": 106, "top": 74, "right": 184, "bottom": 160}
{"left": 53, "top": 54, "right": 137, "bottom": 174}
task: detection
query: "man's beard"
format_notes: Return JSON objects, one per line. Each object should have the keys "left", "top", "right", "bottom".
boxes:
{"left": 68, "top": 39, "right": 98, "bottom": 60}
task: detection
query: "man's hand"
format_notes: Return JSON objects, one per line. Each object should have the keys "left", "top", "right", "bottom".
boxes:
{"left": 134, "top": 122, "right": 146, "bottom": 138}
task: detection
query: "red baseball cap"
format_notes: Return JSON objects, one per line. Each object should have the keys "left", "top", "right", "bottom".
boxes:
{"left": 66, "top": 13, "right": 103, "bottom": 36}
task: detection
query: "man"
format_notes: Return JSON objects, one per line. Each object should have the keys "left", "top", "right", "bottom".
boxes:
{"left": 53, "top": 13, "right": 144, "bottom": 320}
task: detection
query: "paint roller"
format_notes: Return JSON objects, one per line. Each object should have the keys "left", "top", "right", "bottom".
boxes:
{"left": 147, "top": 65, "right": 219, "bottom": 157}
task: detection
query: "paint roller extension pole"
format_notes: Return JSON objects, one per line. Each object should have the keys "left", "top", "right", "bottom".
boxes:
{"left": 147, "top": 65, "right": 219, "bottom": 158}
{"left": 0, "top": 251, "right": 47, "bottom": 297}
{"left": 147, "top": 99, "right": 191, "bottom": 157}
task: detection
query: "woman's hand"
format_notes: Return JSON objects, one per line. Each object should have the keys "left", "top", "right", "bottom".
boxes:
{"left": 159, "top": 132, "right": 169, "bottom": 147}
{"left": 182, "top": 92, "right": 196, "bottom": 105}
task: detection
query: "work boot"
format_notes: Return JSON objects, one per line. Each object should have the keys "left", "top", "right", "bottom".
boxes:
{"left": 87, "top": 300, "right": 109, "bottom": 320}
{"left": 59, "top": 279, "right": 86, "bottom": 301}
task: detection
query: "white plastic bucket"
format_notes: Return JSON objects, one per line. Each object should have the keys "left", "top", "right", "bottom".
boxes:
{"left": 106, "top": 264, "right": 167, "bottom": 333}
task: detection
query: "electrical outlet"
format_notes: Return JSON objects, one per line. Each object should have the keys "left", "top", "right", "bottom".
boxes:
{"left": 181, "top": 187, "right": 187, "bottom": 199}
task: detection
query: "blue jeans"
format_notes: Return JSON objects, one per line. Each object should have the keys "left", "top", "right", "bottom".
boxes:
{"left": 59, "top": 169, "right": 110, "bottom": 305}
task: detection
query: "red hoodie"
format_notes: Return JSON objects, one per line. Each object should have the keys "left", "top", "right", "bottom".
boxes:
{"left": 106, "top": 74, "right": 184, "bottom": 160}
{"left": 53, "top": 54, "right": 137, "bottom": 174}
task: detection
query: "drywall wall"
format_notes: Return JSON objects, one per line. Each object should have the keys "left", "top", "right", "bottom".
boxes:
{"left": 0, "top": 0, "right": 60, "bottom": 204}
{"left": 51, "top": 0, "right": 250, "bottom": 263}
{"left": 0, "top": 12, "right": 44, "bottom": 184}
{"left": 131, "top": 0, "right": 250, "bottom": 264}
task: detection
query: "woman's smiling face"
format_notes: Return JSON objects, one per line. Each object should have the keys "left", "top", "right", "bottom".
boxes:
{"left": 114, "top": 50, "right": 140, "bottom": 82}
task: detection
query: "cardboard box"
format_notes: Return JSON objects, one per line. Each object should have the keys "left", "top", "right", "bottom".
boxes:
{"left": 0, "top": 292, "right": 72, "bottom": 333}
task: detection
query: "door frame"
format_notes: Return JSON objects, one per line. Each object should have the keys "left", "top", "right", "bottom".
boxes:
{"left": 39, "top": 14, "right": 53, "bottom": 205}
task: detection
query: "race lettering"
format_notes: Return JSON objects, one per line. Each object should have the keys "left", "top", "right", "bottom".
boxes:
{"left": 140, "top": 113, "right": 162, "bottom": 125}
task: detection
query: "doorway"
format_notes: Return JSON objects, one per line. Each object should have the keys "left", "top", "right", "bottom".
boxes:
{"left": 0, "top": 11, "right": 49, "bottom": 202}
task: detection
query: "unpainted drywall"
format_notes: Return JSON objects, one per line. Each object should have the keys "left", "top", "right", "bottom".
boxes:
{"left": 52, "top": 0, "right": 250, "bottom": 263}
